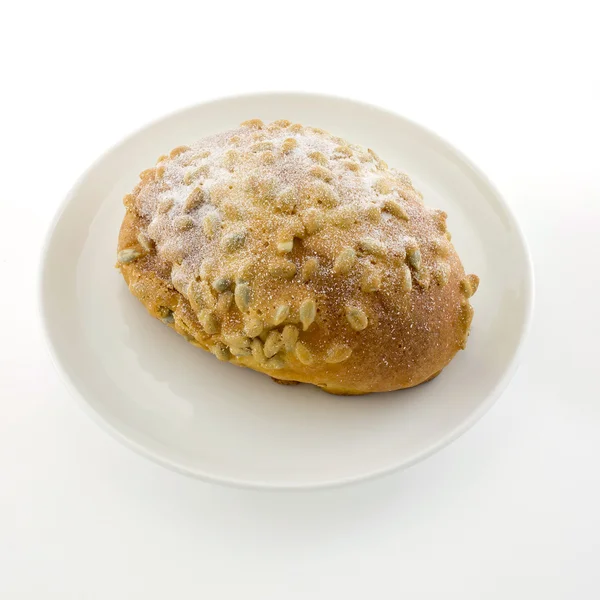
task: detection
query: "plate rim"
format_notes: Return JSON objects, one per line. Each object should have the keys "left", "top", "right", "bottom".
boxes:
{"left": 38, "top": 91, "right": 535, "bottom": 490}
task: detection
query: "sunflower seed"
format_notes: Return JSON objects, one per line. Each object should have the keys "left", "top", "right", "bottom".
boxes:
{"left": 216, "top": 291, "right": 233, "bottom": 316}
{"left": 170, "top": 145, "right": 191, "bottom": 158}
{"left": 240, "top": 118, "right": 264, "bottom": 129}
{"left": 157, "top": 197, "right": 174, "bottom": 214}
{"left": 188, "top": 280, "right": 216, "bottom": 310}
{"left": 373, "top": 178, "right": 393, "bottom": 194}
{"left": 264, "top": 331, "right": 283, "bottom": 358}
{"left": 399, "top": 264, "right": 412, "bottom": 292}
{"left": 282, "top": 325, "right": 299, "bottom": 352}
{"left": 294, "top": 342, "right": 314, "bottom": 365}
{"left": 199, "top": 310, "right": 220, "bottom": 334}
{"left": 211, "top": 342, "right": 230, "bottom": 361}
{"left": 281, "top": 138, "right": 297, "bottom": 153}
{"left": 366, "top": 204, "right": 381, "bottom": 223}
{"left": 184, "top": 187, "right": 205, "bottom": 212}
{"left": 343, "top": 160, "right": 360, "bottom": 172}
{"left": 183, "top": 165, "right": 209, "bottom": 185}
{"left": 383, "top": 198, "right": 409, "bottom": 220}
{"left": 310, "top": 166, "right": 333, "bottom": 182}
{"left": 333, "top": 145, "right": 353, "bottom": 157}
{"left": 361, "top": 267, "right": 381, "bottom": 292}
{"left": 308, "top": 151, "right": 328, "bottom": 165}
{"left": 251, "top": 338, "right": 266, "bottom": 363}
{"left": 269, "top": 260, "right": 297, "bottom": 280}
{"left": 324, "top": 345, "right": 352, "bottom": 364}
{"left": 202, "top": 212, "right": 220, "bottom": 238}
{"left": 333, "top": 247, "right": 356, "bottom": 275}
{"left": 235, "top": 282, "right": 252, "bottom": 312}
{"left": 277, "top": 238, "right": 294, "bottom": 254}
{"left": 173, "top": 215, "right": 194, "bottom": 231}
{"left": 433, "top": 262, "right": 451, "bottom": 286}
{"left": 261, "top": 151, "right": 276, "bottom": 165}
{"left": 432, "top": 239, "right": 449, "bottom": 256}
{"left": 358, "top": 237, "right": 386, "bottom": 257}
{"left": 407, "top": 247, "right": 422, "bottom": 270}
{"left": 299, "top": 299, "right": 316, "bottom": 331}
{"left": 250, "top": 141, "right": 273, "bottom": 153}
{"left": 461, "top": 274, "right": 480, "bottom": 298}
{"left": 345, "top": 306, "right": 368, "bottom": 331}
{"left": 303, "top": 208, "right": 325, "bottom": 234}
{"left": 117, "top": 248, "right": 142, "bottom": 264}
{"left": 265, "top": 357, "right": 285, "bottom": 370}
{"left": 272, "top": 304, "right": 290, "bottom": 326}
{"left": 275, "top": 190, "right": 297, "bottom": 214}
{"left": 220, "top": 230, "right": 247, "bottom": 253}
{"left": 301, "top": 258, "right": 319, "bottom": 282}
{"left": 244, "top": 316, "right": 264, "bottom": 338}
{"left": 413, "top": 267, "right": 431, "bottom": 289}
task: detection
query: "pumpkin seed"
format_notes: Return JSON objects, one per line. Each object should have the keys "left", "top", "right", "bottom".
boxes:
{"left": 212, "top": 277, "right": 231, "bottom": 293}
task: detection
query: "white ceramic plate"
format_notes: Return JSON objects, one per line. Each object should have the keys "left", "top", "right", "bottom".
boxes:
{"left": 40, "top": 93, "right": 533, "bottom": 489}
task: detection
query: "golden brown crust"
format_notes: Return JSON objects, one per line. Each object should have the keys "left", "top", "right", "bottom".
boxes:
{"left": 116, "top": 120, "right": 478, "bottom": 395}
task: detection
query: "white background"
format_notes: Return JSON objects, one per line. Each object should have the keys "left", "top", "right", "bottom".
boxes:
{"left": 1, "top": 1, "right": 599, "bottom": 598}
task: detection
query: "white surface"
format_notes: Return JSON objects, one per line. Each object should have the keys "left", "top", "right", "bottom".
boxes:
{"left": 1, "top": 0, "right": 598, "bottom": 597}
{"left": 40, "top": 93, "right": 533, "bottom": 489}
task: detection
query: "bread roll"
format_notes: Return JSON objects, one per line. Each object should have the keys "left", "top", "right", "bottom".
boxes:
{"left": 117, "top": 119, "right": 479, "bottom": 394}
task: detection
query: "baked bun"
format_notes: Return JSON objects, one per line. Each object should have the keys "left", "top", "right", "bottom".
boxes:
{"left": 117, "top": 119, "right": 479, "bottom": 395}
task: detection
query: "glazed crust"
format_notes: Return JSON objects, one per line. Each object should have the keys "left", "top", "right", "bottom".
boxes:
{"left": 117, "top": 120, "right": 478, "bottom": 395}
